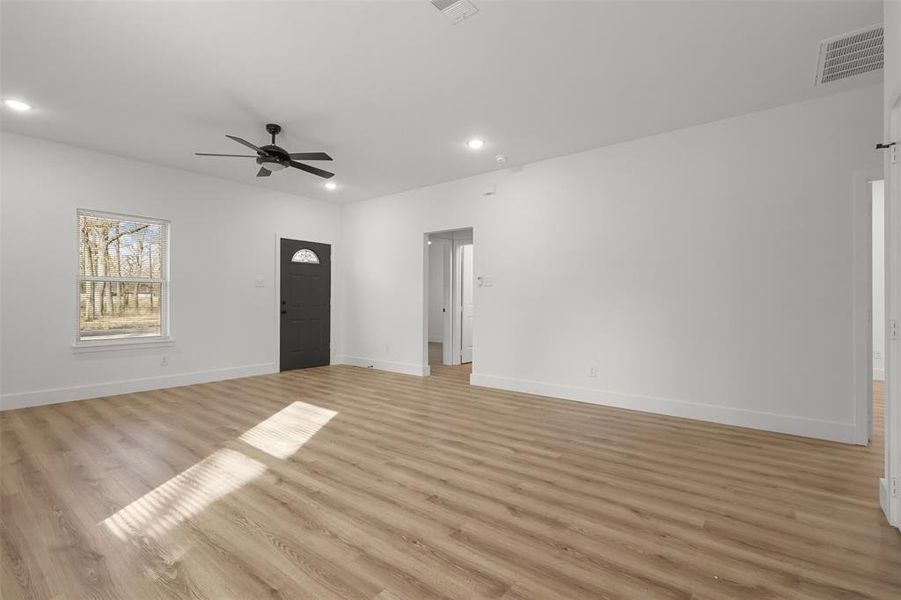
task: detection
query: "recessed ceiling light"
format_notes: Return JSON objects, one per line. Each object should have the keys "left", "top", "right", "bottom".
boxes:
{"left": 324, "top": 181, "right": 338, "bottom": 191}
{"left": 2, "top": 99, "right": 32, "bottom": 111}
{"left": 495, "top": 154, "right": 507, "bottom": 163}
{"left": 467, "top": 138, "right": 485, "bottom": 150}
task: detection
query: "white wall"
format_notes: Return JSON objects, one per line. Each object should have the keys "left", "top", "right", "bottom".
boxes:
{"left": 0, "top": 132, "right": 342, "bottom": 409}
{"left": 340, "top": 85, "right": 883, "bottom": 443}
{"left": 874, "top": 180, "right": 886, "bottom": 381}
{"left": 427, "top": 242, "right": 445, "bottom": 343}
{"left": 887, "top": 2, "right": 901, "bottom": 112}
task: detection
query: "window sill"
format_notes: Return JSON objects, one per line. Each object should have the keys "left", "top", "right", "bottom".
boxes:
{"left": 72, "top": 337, "right": 174, "bottom": 353}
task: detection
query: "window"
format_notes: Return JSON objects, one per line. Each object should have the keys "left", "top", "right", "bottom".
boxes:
{"left": 291, "top": 248, "right": 320, "bottom": 264}
{"left": 77, "top": 210, "right": 169, "bottom": 344}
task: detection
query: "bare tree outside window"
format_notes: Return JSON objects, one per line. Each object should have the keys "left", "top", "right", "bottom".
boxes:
{"left": 77, "top": 211, "right": 169, "bottom": 342}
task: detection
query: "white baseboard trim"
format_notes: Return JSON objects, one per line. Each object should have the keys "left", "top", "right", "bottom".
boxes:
{"left": 337, "top": 355, "right": 429, "bottom": 377}
{"left": 428, "top": 337, "right": 444, "bottom": 344}
{"left": 470, "top": 372, "right": 859, "bottom": 444}
{"left": 874, "top": 368, "right": 886, "bottom": 381}
{"left": 0, "top": 363, "right": 277, "bottom": 411}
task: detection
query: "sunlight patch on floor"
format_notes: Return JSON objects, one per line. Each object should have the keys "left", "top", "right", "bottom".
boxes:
{"left": 102, "top": 448, "right": 265, "bottom": 540}
{"left": 239, "top": 401, "right": 337, "bottom": 459}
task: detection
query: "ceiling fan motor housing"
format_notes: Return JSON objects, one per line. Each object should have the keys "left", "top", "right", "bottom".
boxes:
{"left": 257, "top": 140, "right": 291, "bottom": 171}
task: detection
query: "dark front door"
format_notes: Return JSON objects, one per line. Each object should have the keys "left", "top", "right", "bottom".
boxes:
{"left": 280, "top": 238, "right": 331, "bottom": 371}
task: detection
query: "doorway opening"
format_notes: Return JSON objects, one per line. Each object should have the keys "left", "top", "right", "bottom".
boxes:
{"left": 872, "top": 179, "right": 886, "bottom": 443}
{"left": 424, "top": 227, "right": 474, "bottom": 381}
{"left": 857, "top": 163, "right": 896, "bottom": 530}
{"left": 279, "top": 238, "right": 331, "bottom": 371}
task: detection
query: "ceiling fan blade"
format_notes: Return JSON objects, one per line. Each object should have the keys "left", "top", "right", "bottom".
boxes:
{"left": 288, "top": 160, "right": 334, "bottom": 179}
{"left": 195, "top": 153, "right": 258, "bottom": 157}
{"left": 226, "top": 135, "right": 267, "bottom": 154}
{"left": 257, "top": 167, "right": 271, "bottom": 177}
{"left": 288, "top": 152, "right": 333, "bottom": 161}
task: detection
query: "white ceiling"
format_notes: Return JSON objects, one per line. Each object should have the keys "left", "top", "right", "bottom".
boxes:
{"left": 0, "top": 1, "right": 883, "bottom": 203}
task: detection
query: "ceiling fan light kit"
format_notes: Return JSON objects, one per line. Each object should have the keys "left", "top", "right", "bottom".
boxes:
{"left": 195, "top": 123, "right": 335, "bottom": 180}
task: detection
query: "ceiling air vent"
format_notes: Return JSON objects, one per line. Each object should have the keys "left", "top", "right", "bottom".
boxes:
{"left": 431, "top": 0, "right": 479, "bottom": 24}
{"left": 815, "top": 24, "right": 883, "bottom": 85}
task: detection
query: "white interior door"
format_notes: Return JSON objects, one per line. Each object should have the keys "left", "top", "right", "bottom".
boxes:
{"left": 461, "top": 243, "right": 474, "bottom": 363}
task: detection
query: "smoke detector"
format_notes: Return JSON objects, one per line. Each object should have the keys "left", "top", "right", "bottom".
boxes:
{"left": 431, "top": 0, "right": 479, "bottom": 24}
{"left": 815, "top": 24, "right": 883, "bottom": 85}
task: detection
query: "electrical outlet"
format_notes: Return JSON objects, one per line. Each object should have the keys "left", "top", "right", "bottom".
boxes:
{"left": 255, "top": 278, "right": 265, "bottom": 288}
{"left": 588, "top": 366, "right": 597, "bottom": 378}
{"left": 891, "top": 319, "right": 900, "bottom": 341}
{"left": 160, "top": 356, "right": 168, "bottom": 367}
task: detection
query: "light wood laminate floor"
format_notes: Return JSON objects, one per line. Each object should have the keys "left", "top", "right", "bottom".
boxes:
{"left": 428, "top": 342, "right": 472, "bottom": 383}
{"left": 1, "top": 368, "right": 899, "bottom": 599}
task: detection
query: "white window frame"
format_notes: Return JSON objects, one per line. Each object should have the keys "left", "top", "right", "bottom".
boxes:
{"left": 74, "top": 209, "right": 172, "bottom": 351}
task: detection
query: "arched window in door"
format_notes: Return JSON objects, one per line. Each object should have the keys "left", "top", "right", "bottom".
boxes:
{"left": 291, "top": 249, "right": 320, "bottom": 264}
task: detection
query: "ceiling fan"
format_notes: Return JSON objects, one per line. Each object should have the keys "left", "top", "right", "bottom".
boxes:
{"left": 195, "top": 123, "right": 334, "bottom": 179}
